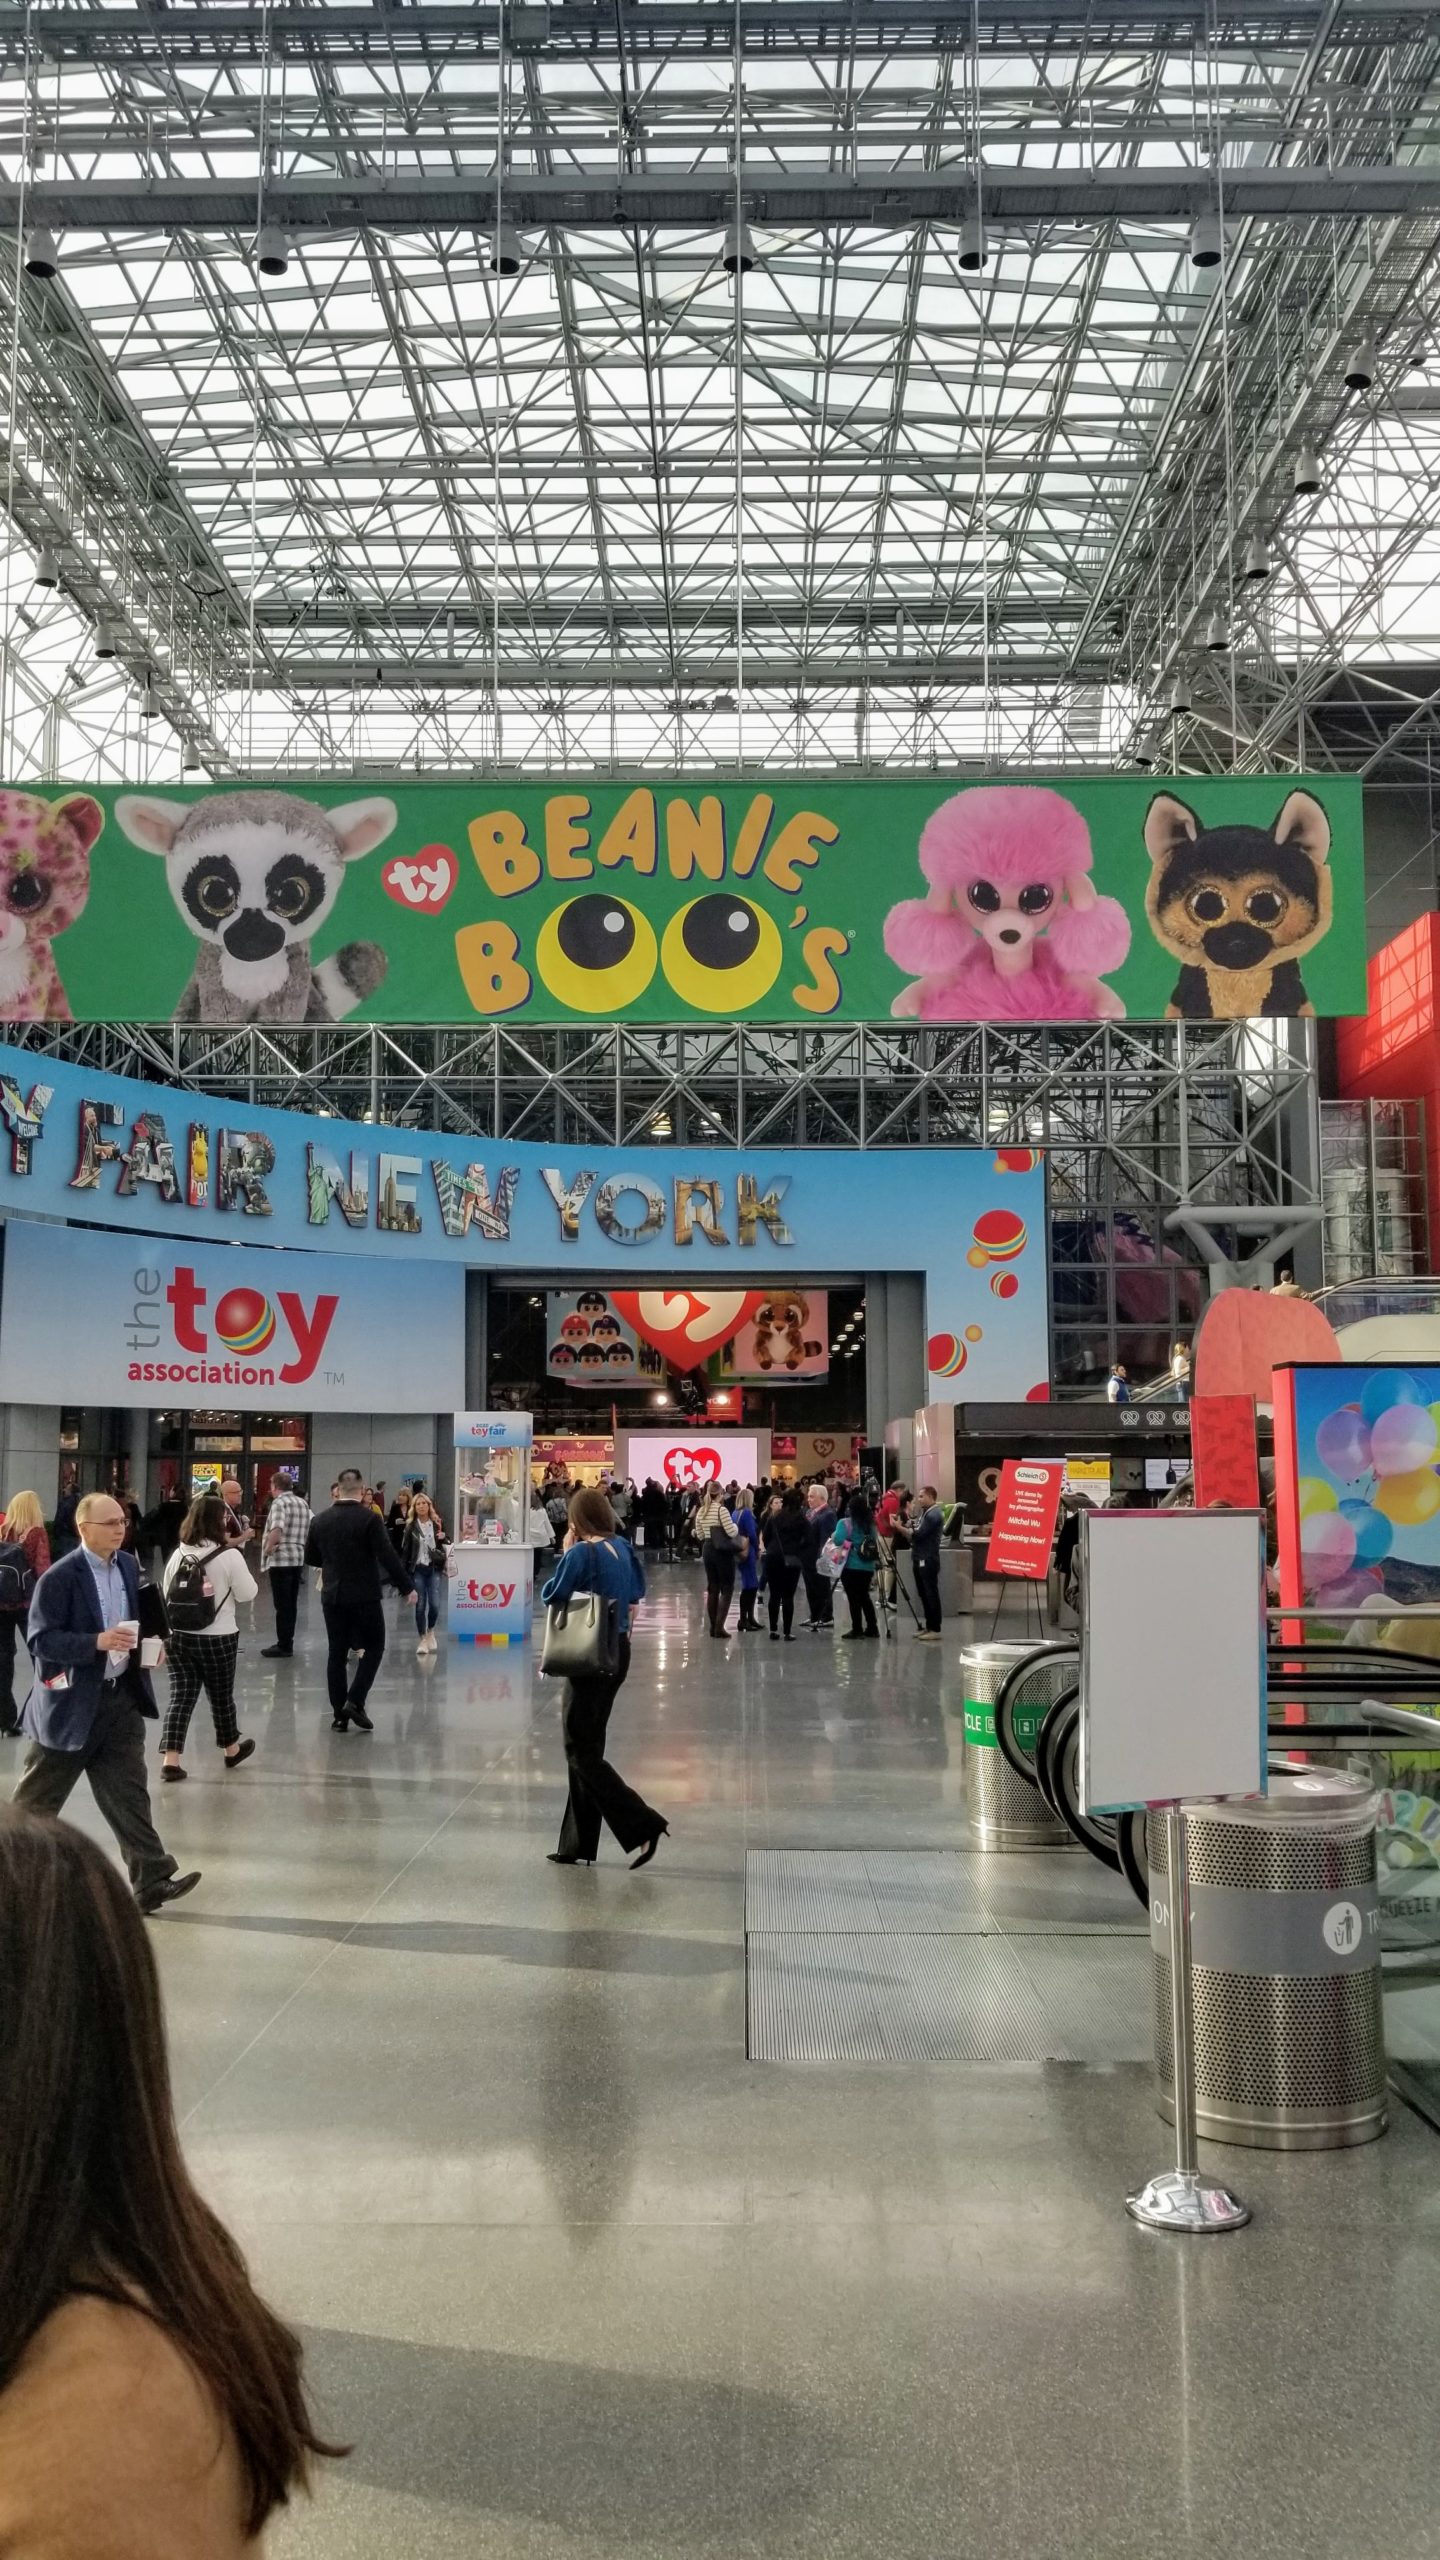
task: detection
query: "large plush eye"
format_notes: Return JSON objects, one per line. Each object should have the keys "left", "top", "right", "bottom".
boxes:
{"left": 1186, "top": 885, "right": 1227, "bottom": 924}
{"left": 1245, "top": 887, "right": 1285, "bottom": 926}
{"left": 967, "top": 879, "right": 1002, "bottom": 913}
{"left": 7, "top": 871, "right": 48, "bottom": 914}
{"left": 185, "top": 857, "right": 240, "bottom": 925}
{"left": 535, "top": 892, "right": 657, "bottom": 1013}
{"left": 266, "top": 853, "right": 325, "bottom": 924}
{"left": 1017, "top": 884, "right": 1053, "bottom": 916}
{"left": 661, "top": 893, "right": 782, "bottom": 1012}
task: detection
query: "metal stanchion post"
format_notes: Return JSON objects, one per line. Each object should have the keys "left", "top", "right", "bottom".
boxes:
{"left": 1127, "top": 1805, "right": 1251, "bottom": 2234}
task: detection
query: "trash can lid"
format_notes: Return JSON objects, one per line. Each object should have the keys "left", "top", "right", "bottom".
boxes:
{"left": 1189, "top": 1771, "right": 1377, "bottom": 1836}
{"left": 960, "top": 1642, "right": 1071, "bottom": 1670}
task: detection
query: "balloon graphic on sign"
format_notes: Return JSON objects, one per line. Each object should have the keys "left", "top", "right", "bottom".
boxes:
{"left": 1369, "top": 1402, "right": 1438, "bottom": 1478}
{"left": 1361, "top": 1369, "right": 1424, "bottom": 1425}
{"left": 1337, "top": 1497, "right": 1393, "bottom": 1566}
{"left": 1314, "top": 1406, "right": 1372, "bottom": 1481}
{"left": 1374, "top": 1466, "right": 1440, "bottom": 1528}
{"left": 1301, "top": 1508, "right": 1357, "bottom": 1583}
{"left": 1298, "top": 1475, "right": 1338, "bottom": 1519}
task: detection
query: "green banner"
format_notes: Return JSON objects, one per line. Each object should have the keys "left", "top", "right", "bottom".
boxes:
{"left": 0, "top": 770, "right": 1364, "bottom": 1027}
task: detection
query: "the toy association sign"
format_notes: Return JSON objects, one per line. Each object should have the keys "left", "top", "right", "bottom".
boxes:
{"left": 0, "top": 1220, "right": 463, "bottom": 1412}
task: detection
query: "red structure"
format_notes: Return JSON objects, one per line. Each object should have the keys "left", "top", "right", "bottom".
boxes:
{"left": 1335, "top": 912, "right": 1440, "bottom": 1263}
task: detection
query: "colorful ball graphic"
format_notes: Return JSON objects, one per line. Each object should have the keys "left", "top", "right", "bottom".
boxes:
{"left": 990, "top": 1270, "right": 1019, "bottom": 1300}
{"left": 926, "top": 1331, "right": 968, "bottom": 1378}
{"left": 964, "top": 1323, "right": 984, "bottom": 1342}
{"left": 214, "top": 1285, "right": 276, "bottom": 1356}
{"left": 1314, "top": 1405, "right": 1371, "bottom": 1481}
{"left": 972, "top": 1208, "right": 1027, "bottom": 1263}
{"left": 1361, "top": 1370, "right": 1424, "bottom": 1426}
{"left": 966, "top": 1245, "right": 989, "bottom": 1268}
{"left": 1370, "top": 1401, "right": 1438, "bottom": 1479}
{"left": 1374, "top": 1465, "right": 1440, "bottom": 1529}
{"left": 993, "top": 1148, "right": 1041, "bottom": 1174}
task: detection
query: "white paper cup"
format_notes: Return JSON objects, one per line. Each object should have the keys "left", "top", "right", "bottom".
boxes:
{"left": 140, "top": 1637, "right": 162, "bottom": 1668}
{"left": 117, "top": 1618, "right": 140, "bottom": 1648}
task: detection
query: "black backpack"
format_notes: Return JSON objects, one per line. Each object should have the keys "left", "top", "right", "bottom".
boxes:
{"left": 167, "top": 1545, "right": 221, "bottom": 1633}
{"left": 0, "top": 1536, "right": 35, "bottom": 1614}
{"left": 857, "top": 1528, "right": 880, "bottom": 1566}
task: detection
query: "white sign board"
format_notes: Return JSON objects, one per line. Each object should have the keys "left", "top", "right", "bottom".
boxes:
{"left": 1079, "top": 1510, "right": 1267, "bottom": 1813}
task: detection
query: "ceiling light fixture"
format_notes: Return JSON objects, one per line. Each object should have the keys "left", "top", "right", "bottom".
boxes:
{"left": 1242, "top": 534, "right": 1271, "bottom": 581}
{"left": 140, "top": 677, "right": 161, "bottom": 719}
{"left": 95, "top": 621, "right": 119, "bottom": 659}
{"left": 721, "top": 220, "right": 757, "bottom": 276}
{"left": 1204, "top": 612, "right": 1229, "bottom": 653}
{"left": 1293, "top": 444, "right": 1322, "bottom": 495}
{"left": 957, "top": 208, "right": 987, "bottom": 273}
{"left": 488, "top": 222, "right": 524, "bottom": 277}
{"left": 33, "top": 547, "right": 58, "bottom": 589}
{"left": 1189, "top": 206, "right": 1222, "bottom": 269}
{"left": 1169, "top": 674, "right": 1193, "bottom": 715}
{"left": 1343, "top": 339, "right": 1377, "bottom": 392}
{"left": 23, "top": 225, "right": 59, "bottom": 280}
{"left": 255, "top": 223, "right": 290, "bottom": 278}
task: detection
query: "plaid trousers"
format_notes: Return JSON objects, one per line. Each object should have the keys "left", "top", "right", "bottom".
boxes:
{"left": 162, "top": 1629, "right": 241, "bottom": 1753}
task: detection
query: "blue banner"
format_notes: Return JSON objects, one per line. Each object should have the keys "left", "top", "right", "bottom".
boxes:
{"left": 0, "top": 1043, "right": 1049, "bottom": 1403}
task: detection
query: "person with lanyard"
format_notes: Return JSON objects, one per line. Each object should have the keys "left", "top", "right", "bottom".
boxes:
{"left": 11, "top": 1494, "right": 199, "bottom": 1913}
{"left": 909, "top": 1485, "right": 945, "bottom": 1640}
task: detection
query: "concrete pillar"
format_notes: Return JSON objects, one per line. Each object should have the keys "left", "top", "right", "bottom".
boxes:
{"left": 863, "top": 1271, "right": 925, "bottom": 1446}
{"left": 464, "top": 1270, "right": 488, "bottom": 1406}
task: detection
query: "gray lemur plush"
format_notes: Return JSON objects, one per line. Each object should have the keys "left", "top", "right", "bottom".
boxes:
{"left": 115, "top": 788, "right": 397, "bottom": 1024}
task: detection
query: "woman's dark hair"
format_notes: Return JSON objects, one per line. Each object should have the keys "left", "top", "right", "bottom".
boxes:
{"left": 179, "top": 1493, "right": 228, "bottom": 1547}
{"left": 0, "top": 1812, "right": 341, "bottom": 2532}
{"left": 569, "top": 1486, "right": 616, "bottom": 1538}
{"left": 847, "top": 1492, "right": 873, "bottom": 1528}
{"left": 781, "top": 1486, "right": 804, "bottom": 1514}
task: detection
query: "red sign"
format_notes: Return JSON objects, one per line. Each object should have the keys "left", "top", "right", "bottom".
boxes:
{"left": 1191, "top": 1393, "right": 1260, "bottom": 1510}
{"left": 985, "top": 1459, "right": 1064, "bottom": 1579}
{"left": 608, "top": 1287, "right": 766, "bottom": 1368}
{"left": 663, "top": 1443, "right": 723, "bottom": 1488}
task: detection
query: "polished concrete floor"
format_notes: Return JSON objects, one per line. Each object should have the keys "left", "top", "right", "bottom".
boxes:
{"left": 18, "top": 1560, "right": 1440, "bottom": 2558}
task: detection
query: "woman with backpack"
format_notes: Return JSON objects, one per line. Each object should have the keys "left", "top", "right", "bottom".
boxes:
{"left": 159, "top": 1493, "right": 260, "bottom": 1781}
{"left": 0, "top": 1491, "right": 49, "bottom": 1737}
{"left": 694, "top": 1485, "right": 741, "bottom": 1637}
{"left": 833, "top": 1491, "right": 881, "bottom": 1639}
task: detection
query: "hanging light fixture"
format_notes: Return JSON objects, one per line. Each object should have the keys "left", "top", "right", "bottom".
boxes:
{"left": 1343, "top": 338, "right": 1377, "bottom": 391}
{"left": 1188, "top": 205, "right": 1223, "bottom": 269}
{"left": 1204, "top": 612, "right": 1230, "bottom": 653}
{"left": 1293, "top": 443, "right": 1322, "bottom": 495}
{"left": 1243, "top": 533, "right": 1271, "bottom": 581}
{"left": 140, "top": 677, "right": 161, "bottom": 719}
{"left": 721, "top": 219, "right": 757, "bottom": 276}
{"left": 182, "top": 745, "right": 204, "bottom": 774}
{"left": 94, "top": 620, "right": 119, "bottom": 659}
{"left": 1134, "top": 735, "right": 1159, "bottom": 770}
{"left": 1170, "top": 673, "right": 1193, "bottom": 715}
{"left": 487, "top": 222, "right": 524, "bottom": 277}
{"left": 23, "top": 225, "right": 59, "bottom": 280}
{"left": 33, "top": 547, "right": 58, "bottom": 589}
{"left": 254, "top": 223, "right": 290, "bottom": 278}
{"left": 957, "top": 208, "right": 987, "bottom": 273}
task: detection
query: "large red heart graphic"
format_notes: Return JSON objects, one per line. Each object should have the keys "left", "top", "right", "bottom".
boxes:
{"left": 662, "top": 1444, "right": 723, "bottom": 1488}
{"left": 381, "top": 842, "right": 458, "bottom": 913}
{"left": 609, "top": 1288, "right": 767, "bottom": 1368}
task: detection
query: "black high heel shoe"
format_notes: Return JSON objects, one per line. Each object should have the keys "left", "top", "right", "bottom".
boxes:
{"left": 547, "top": 1852, "right": 595, "bottom": 1866}
{"left": 630, "top": 1820, "right": 669, "bottom": 1870}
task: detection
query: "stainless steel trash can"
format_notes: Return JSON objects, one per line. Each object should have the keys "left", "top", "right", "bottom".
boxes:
{"left": 960, "top": 1642, "right": 1077, "bottom": 1851}
{"left": 1149, "top": 1772, "right": 1387, "bottom": 2151}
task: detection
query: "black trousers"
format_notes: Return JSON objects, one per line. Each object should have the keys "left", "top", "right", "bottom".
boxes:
{"left": 162, "top": 1630, "right": 240, "bottom": 1754}
{"left": 13, "top": 1683, "right": 176, "bottom": 1899}
{"left": 269, "top": 1565, "right": 303, "bottom": 1651}
{"left": 767, "top": 1562, "right": 801, "bottom": 1634}
{"left": 0, "top": 1612, "right": 31, "bottom": 1723}
{"left": 841, "top": 1568, "right": 879, "bottom": 1635}
{"left": 737, "top": 1583, "right": 760, "bottom": 1629}
{"left": 802, "top": 1562, "right": 834, "bottom": 1625}
{"left": 704, "top": 1551, "right": 736, "bottom": 1633}
{"left": 321, "top": 1598, "right": 386, "bottom": 1714}
{"left": 556, "top": 1636, "right": 658, "bottom": 1859}
{"left": 913, "top": 1555, "right": 942, "bottom": 1633}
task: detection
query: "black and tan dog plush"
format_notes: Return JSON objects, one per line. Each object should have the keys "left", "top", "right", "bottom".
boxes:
{"left": 1143, "top": 789, "right": 1332, "bottom": 1019}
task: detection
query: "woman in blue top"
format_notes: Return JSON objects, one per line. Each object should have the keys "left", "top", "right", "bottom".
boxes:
{"left": 833, "top": 1490, "right": 881, "bottom": 1639}
{"left": 540, "top": 1486, "right": 667, "bottom": 1868}
{"left": 734, "top": 1488, "right": 761, "bottom": 1632}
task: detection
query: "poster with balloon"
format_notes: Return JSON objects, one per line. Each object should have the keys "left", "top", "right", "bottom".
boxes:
{"left": 1274, "top": 1362, "right": 1440, "bottom": 1954}
{"left": 1274, "top": 1363, "right": 1440, "bottom": 1611}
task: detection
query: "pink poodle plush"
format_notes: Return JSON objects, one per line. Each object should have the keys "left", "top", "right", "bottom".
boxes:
{"left": 882, "top": 785, "right": 1130, "bottom": 1022}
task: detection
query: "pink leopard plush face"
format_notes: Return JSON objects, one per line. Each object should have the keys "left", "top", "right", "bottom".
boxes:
{"left": 0, "top": 789, "right": 103, "bottom": 957}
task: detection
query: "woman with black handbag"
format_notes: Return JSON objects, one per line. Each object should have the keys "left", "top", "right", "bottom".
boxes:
{"left": 540, "top": 1487, "right": 666, "bottom": 1870}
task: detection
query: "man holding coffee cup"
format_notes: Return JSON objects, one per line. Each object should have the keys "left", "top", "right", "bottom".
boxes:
{"left": 11, "top": 1493, "right": 199, "bottom": 1914}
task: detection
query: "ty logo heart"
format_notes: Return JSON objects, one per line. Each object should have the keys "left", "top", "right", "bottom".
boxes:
{"left": 663, "top": 1445, "right": 722, "bottom": 1488}
{"left": 812, "top": 1436, "right": 836, "bottom": 1459}
{"left": 382, "top": 843, "right": 458, "bottom": 913}
{"left": 609, "top": 1288, "right": 766, "bottom": 1368}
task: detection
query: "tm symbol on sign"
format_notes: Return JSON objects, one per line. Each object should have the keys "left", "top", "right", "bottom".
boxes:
{"left": 322, "top": 1369, "right": 345, "bottom": 1388}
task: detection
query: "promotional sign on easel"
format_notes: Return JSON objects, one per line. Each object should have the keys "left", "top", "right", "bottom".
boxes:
{"left": 983, "top": 1458, "right": 1063, "bottom": 1635}
{"left": 1079, "top": 1506, "right": 1268, "bottom": 2234}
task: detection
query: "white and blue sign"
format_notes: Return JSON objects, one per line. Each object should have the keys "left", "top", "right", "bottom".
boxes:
{"left": 0, "top": 1219, "right": 465, "bottom": 1412}
{"left": 0, "top": 1043, "right": 1049, "bottom": 1402}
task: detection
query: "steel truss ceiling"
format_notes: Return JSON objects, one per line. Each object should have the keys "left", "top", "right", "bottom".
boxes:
{"left": 0, "top": 2, "right": 1437, "bottom": 781}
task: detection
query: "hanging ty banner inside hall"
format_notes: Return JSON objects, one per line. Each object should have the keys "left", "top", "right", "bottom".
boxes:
{"left": 0, "top": 771, "right": 1363, "bottom": 1028}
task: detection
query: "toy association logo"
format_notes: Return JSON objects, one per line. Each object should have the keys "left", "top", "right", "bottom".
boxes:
{"left": 125, "top": 1263, "right": 337, "bottom": 1387}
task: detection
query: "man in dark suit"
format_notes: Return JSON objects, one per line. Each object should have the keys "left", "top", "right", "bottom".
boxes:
{"left": 13, "top": 1491, "right": 199, "bottom": 1914}
{"left": 305, "top": 1467, "right": 414, "bottom": 1731}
